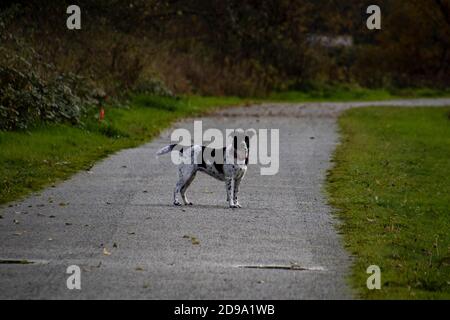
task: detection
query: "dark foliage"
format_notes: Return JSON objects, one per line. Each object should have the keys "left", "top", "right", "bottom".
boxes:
{"left": 1, "top": 1, "right": 449, "bottom": 130}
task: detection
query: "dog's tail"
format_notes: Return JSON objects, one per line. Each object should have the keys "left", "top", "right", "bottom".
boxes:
{"left": 156, "top": 144, "right": 178, "bottom": 156}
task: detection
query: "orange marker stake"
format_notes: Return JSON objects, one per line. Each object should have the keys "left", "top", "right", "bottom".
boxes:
{"left": 99, "top": 107, "right": 105, "bottom": 122}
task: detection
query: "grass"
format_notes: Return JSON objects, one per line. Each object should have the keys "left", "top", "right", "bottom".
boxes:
{"left": 269, "top": 86, "right": 450, "bottom": 102}
{"left": 0, "top": 95, "right": 247, "bottom": 205}
{"left": 327, "top": 107, "right": 450, "bottom": 299}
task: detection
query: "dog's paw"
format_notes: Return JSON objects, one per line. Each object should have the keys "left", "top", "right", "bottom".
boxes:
{"left": 229, "top": 204, "right": 239, "bottom": 209}
{"left": 173, "top": 201, "right": 182, "bottom": 206}
{"left": 186, "top": 202, "right": 193, "bottom": 206}
{"left": 235, "top": 203, "right": 242, "bottom": 208}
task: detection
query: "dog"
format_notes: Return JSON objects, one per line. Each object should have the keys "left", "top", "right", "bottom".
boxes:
{"left": 157, "top": 135, "right": 249, "bottom": 208}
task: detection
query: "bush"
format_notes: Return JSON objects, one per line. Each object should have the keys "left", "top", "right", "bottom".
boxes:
{"left": 0, "top": 15, "right": 100, "bottom": 130}
{"left": 132, "top": 77, "right": 174, "bottom": 97}
{"left": 0, "top": 64, "right": 98, "bottom": 131}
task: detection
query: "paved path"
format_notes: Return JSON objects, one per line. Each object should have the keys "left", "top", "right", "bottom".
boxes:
{"left": 1, "top": 99, "right": 449, "bottom": 299}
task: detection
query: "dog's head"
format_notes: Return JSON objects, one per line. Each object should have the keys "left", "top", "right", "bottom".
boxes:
{"left": 233, "top": 135, "right": 250, "bottom": 165}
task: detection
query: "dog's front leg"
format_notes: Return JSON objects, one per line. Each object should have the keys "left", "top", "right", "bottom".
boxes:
{"left": 233, "top": 178, "right": 242, "bottom": 208}
{"left": 225, "top": 178, "right": 237, "bottom": 208}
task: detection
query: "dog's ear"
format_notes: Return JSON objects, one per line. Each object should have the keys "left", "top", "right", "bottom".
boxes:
{"left": 245, "top": 135, "right": 250, "bottom": 165}
{"left": 233, "top": 135, "right": 238, "bottom": 150}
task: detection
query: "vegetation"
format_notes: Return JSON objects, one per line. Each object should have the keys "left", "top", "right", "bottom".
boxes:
{"left": 2, "top": 1, "right": 450, "bottom": 130}
{"left": 327, "top": 107, "right": 450, "bottom": 299}
{"left": 269, "top": 86, "right": 450, "bottom": 102}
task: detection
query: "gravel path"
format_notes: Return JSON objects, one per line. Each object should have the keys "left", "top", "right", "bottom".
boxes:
{"left": 1, "top": 98, "right": 449, "bottom": 299}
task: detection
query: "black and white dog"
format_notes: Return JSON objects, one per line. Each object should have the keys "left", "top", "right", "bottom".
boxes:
{"left": 157, "top": 136, "right": 249, "bottom": 208}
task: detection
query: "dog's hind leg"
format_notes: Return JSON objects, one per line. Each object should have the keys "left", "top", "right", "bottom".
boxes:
{"left": 173, "top": 183, "right": 182, "bottom": 206}
{"left": 173, "top": 167, "right": 184, "bottom": 206}
{"left": 174, "top": 165, "right": 196, "bottom": 206}
{"left": 180, "top": 171, "right": 196, "bottom": 205}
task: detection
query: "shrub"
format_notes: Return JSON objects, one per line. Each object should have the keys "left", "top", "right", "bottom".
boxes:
{"left": 0, "top": 64, "right": 98, "bottom": 131}
{"left": 132, "top": 77, "right": 174, "bottom": 97}
{"left": 0, "top": 21, "right": 100, "bottom": 130}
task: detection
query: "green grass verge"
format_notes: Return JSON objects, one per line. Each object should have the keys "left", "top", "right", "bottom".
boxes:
{"left": 327, "top": 107, "right": 450, "bottom": 299}
{"left": 0, "top": 95, "right": 248, "bottom": 205}
{"left": 269, "top": 87, "right": 450, "bottom": 102}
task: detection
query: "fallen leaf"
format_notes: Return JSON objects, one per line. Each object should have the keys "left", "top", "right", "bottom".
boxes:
{"left": 65, "top": 222, "right": 72, "bottom": 226}
{"left": 183, "top": 235, "right": 200, "bottom": 245}
{"left": 135, "top": 267, "right": 144, "bottom": 271}
{"left": 49, "top": 215, "right": 56, "bottom": 218}
{"left": 103, "top": 248, "right": 111, "bottom": 256}
{"left": 59, "top": 202, "right": 67, "bottom": 207}
{"left": 13, "top": 219, "right": 19, "bottom": 224}
{"left": 48, "top": 238, "right": 53, "bottom": 241}
{"left": 128, "top": 231, "right": 135, "bottom": 235}
{"left": 113, "top": 243, "right": 118, "bottom": 248}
